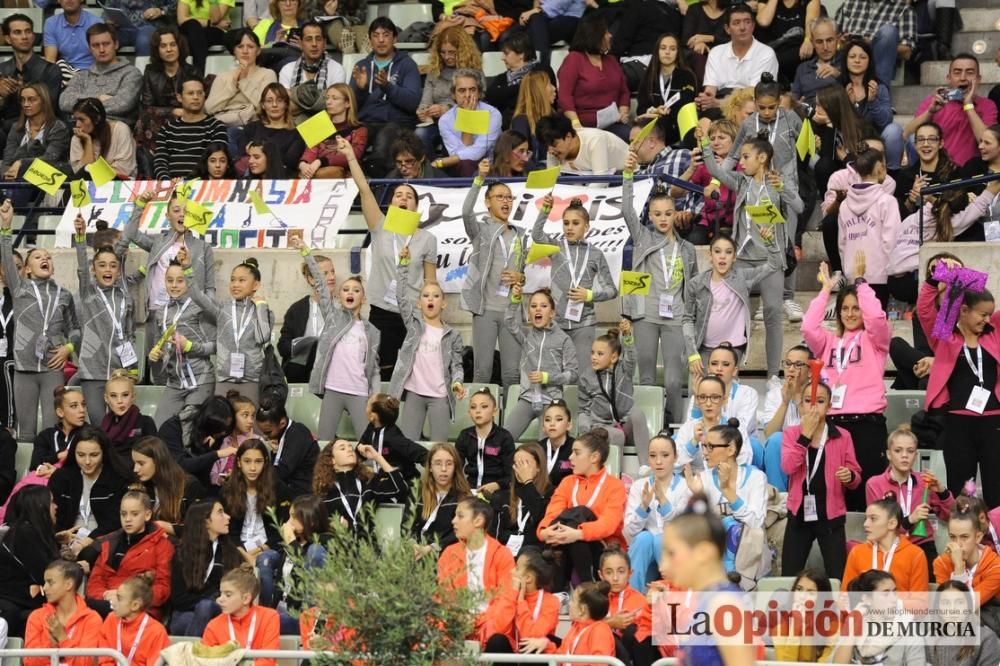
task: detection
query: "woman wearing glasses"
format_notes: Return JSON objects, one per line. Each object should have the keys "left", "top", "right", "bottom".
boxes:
{"left": 675, "top": 375, "right": 753, "bottom": 470}
{"left": 759, "top": 344, "right": 814, "bottom": 491}
{"left": 488, "top": 130, "right": 533, "bottom": 177}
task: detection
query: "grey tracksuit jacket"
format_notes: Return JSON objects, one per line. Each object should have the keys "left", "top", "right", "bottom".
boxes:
{"left": 157, "top": 295, "right": 216, "bottom": 390}
{"left": 73, "top": 238, "right": 140, "bottom": 380}
{"left": 460, "top": 180, "right": 527, "bottom": 315}
{"left": 725, "top": 110, "right": 802, "bottom": 184}
{"left": 303, "top": 252, "right": 381, "bottom": 397}
{"left": 389, "top": 261, "right": 464, "bottom": 417}
{"left": 578, "top": 333, "right": 636, "bottom": 432}
{"left": 530, "top": 207, "right": 618, "bottom": 330}
{"left": 0, "top": 233, "right": 79, "bottom": 372}
{"left": 188, "top": 286, "right": 273, "bottom": 385}
{"left": 504, "top": 299, "right": 579, "bottom": 404}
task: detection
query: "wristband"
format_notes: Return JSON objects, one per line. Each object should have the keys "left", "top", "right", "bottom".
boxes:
{"left": 298, "top": 246, "right": 310, "bottom": 257}
{"left": 540, "top": 372, "right": 549, "bottom": 384}
{"left": 585, "top": 289, "right": 593, "bottom": 302}
{"left": 74, "top": 234, "right": 86, "bottom": 244}
{"left": 541, "top": 204, "right": 552, "bottom": 214}
{"left": 688, "top": 353, "right": 701, "bottom": 363}
{"left": 183, "top": 267, "right": 194, "bottom": 277}
{"left": 964, "top": 103, "right": 975, "bottom": 112}
{"left": 254, "top": 300, "right": 266, "bottom": 305}
{"left": 136, "top": 198, "right": 147, "bottom": 209}
{"left": 473, "top": 175, "right": 484, "bottom": 186}
{"left": 399, "top": 257, "right": 411, "bottom": 267}
{"left": 0, "top": 228, "right": 12, "bottom": 236}
{"left": 64, "top": 342, "right": 74, "bottom": 354}
{"left": 623, "top": 171, "right": 633, "bottom": 180}
{"left": 183, "top": 340, "right": 193, "bottom": 353}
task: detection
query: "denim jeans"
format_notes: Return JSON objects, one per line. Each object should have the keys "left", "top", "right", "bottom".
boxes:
{"left": 763, "top": 431, "right": 789, "bottom": 491}
{"left": 169, "top": 598, "right": 221, "bottom": 637}
{"left": 880, "top": 122, "right": 912, "bottom": 171}
{"left": 872, "top": 23, "right": 900, "bottom": 85}
{"left": 257, "top": 549, "right": 283, "bottom": 608}
{"left": 115, "top": 23, "right": 157, "bottom": 57}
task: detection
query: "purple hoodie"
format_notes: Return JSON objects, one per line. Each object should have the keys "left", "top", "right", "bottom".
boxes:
{"left": 838, "top": 182, "right": 901, "bottom": 284}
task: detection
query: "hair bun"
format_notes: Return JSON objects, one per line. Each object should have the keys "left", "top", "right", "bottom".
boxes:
{"left": 242, "top": 257, "right": 259, "bottom": 269}
{"left": 95, "top": 220, "right": 109, "bottom": 231}
{"left": 726, "top": 417, "right": 741, "bottom": 429}
{"left": 606, "top": 328, "right": 620, "bottom": 339}
{"left": 759, "top": 72, "right": 775, "bottom": 83}
{"left": 569, "top": 197, "right": 584, "bottom": 207}
{"left": 594, "top": 580, "right": 612, "bottom": 595}
{"left": 226, "top": 389, "right": 243, "bottom": 400}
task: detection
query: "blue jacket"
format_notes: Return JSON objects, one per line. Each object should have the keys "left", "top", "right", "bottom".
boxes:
{"left": 350, "top": 51, "right": 422, "bottom": 126}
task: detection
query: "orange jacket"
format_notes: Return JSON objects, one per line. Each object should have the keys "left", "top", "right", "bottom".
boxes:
{"left": 438, "top": 535, "right": 517, "bottom": 647}
{"left": 24, "top": 594, "right": 104, "bottom": 666}
{"left": 98, "top": 612, "right": 171, "bottom": 666}
{"left": 842, "top": 538, "right": 928, "bottom": 592}
{"left": 203, "top": 606, "right": 281, "bottom": 666}
{"left": 87, "top": 527, "right": 174, "bottom": 619}
{"left": 558, "top": 618, "right": 616, "bottom": 665}
{"left": 607, "top": 585, "right": 648, "bottom": 635}
{"left": 514, "top": 590, "right": 560, "bottom": 653}
{"left": 538, "top": 469, "right": 626, "bottom": 546}
{"left": 934, "top": 546, "right": 1000, "bottom": 604}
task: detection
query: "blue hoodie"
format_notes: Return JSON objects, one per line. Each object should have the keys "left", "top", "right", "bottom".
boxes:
{"left": 350, "top": 50, "right": 422, "bottom": 125}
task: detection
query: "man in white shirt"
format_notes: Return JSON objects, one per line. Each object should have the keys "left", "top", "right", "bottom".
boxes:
{"left": 696, "top": 2, "right": 778, "bottom": 111}
{"left": 537, "top": 113, "right": 629, "bottom": 176}
{"left": 279, "top": 21, "right": 346, "bottom": 120}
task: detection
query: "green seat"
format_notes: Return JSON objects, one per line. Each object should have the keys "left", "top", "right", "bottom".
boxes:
{"left": 133, "top": 328, "right": 146, "bottom": 383}
{"left": 634, "top": 385, "right": 665, "bottom": 435}
{"left": 374, "top": 503, "right": 405, "bottom": 546}
{"left": 2, "top": 637, "right": 23, "bottom": 666}
{"left": 846, "top": 511, "right": 866, "bottom": 542}
{"left": 503, "top": 384, "right": 578, "bottom": 441}
{"left": 133, "top": 385, "right": 164, "bottom": 418}
{"left": 15, "top": 442, "right": 32, "bottom": 480}
{"left": 285, "top": 384, "right": 321, "bottom": 435}
{"left": 884, "top": 390, "right": 924, "bottom": 431}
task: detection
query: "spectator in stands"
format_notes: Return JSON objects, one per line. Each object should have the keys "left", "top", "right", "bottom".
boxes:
{"left": 696, "top": 3, "right": 778, "bottom": 111}
{"left": 834, "top": 0, "right": 915, "bottom": 87}
{"left": 412, "top": 442, "right": 470, "bottom": 558}
{"left": 242, "top": 0, "right": 271, "bottom": 31}
{"left": 277, "top": 251, "right": 336, "bottom": 383}
{"left": 488, "top": 130, "right": 531, "bottom": 177}
{"left": 350, "top": 17, "right": 421, "bottom": 176}
{"left": 611, "top": 0, "right": 683, "bottom": 93}
{"left": 896, "top": 121, "right": 959, "bottom": 218}
{"left": 760, "top": 344, "right": 812, "bottom": 490}
{"left": 0, "top": 14, "right": 62, "bottom": 133}
{"left": 385, "top": 131, "right": 447, "bottom": 179}
{"left": 256, "top": 397, "right": 319, "bottom": 496}
{"left": 517, "top": 0, "right": 583, "bottom": 69}
{"left": 485, "top": 30, "right": 552, "bottom": 127}
{"left": 60, "top": 24, "right": 143, "bottom": 127}
{"left": 630, "top": 116, "right": 695, "bottom": 227}
{"left": 934, "top": 510, "right": 1000, "bottom": 606}
{"left": 244, "top": 139, "right": 288, "bottom": 178}
{"left": 135, "top": 27, "right": 199, "bottom": 165}
{"left": 754, "top": 0, "right": 819, "bottom": 87}
{"left": 299, "top": 82, "right": 366, "bottom": 178}
{"left": 99, "top": 0, "right": 172, "bottom": 57}
{"left": 416, "top": 26, "right": 482, "bottom": 155}
{"left": 204, "top": 29, "right": 277, "bottom": 127}
{"left": 193, "top": 141, "right": 237, "bottom": 179}
{"left": 1, "top": 84, "right": 70, "bottom": 180}
{"left": 905, "top": 54, "right": 998, "bottom": 169}
{"left": 537, "top": 112, "right": 629, "bottom": 176}
{"left": 253, "top": 0, "right": 308, "bottom": 70}
{"left": 308, "top": 0, "right": 368, "bottom": 54}
{"left": 557, "top": 15, "right": 631, "bottom": 143}
{"left": 177, "top": 0, "right": 234, "bottom": 76}
{"left": 237, "top": 83, "right": 305, "bottom": 174}
{"left": 841, "top": 497, "right": 929, "bottom": 592}
{"left": 132, "top": 436, "right": 208, "bottom": 537}
{"left": 636, "top": 34, "right": 697, "bottom": 148}
{"left": 681, "top": 0, "right": 726, "bottom": 83}
{"left": 433, "top": 69, "right": 502, "bottom": 176}
{"left": 278, "top": 21, "right": 346, "bottom": 121}
{"left": 69, "top": 97, "right": 136, "bottom": 178}
{"left": 43, "top": 0, "right": 102, "bottom": 72}
{"left": 153, "top": 76, "right": 228, "bottom": 180}
{"left": 812, "top": 85, "right": 868, "bottom": 201}
{"left": 790, "top": 15, "right": 840, "bottom": 106}
{"left": 0, "top": 486, "right": 59, "bottom": 638}
{"left": 24, "top": 560, "right": 102, "bottom": 664}
{"left": 157, "top": 396, "right": 235, "bottom": 493}
{"left": 511, "top": 69, "right": 556, "bottom": 162}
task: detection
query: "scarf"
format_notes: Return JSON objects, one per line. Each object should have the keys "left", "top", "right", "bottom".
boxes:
{"left": 292, "top": 56, "right": 329, "bottom": 87}
{"left": 506, "top": 62, "right": 532, "bottom": 87}
{"left": 102, "top": 405, "right": 141, "bottom": 448}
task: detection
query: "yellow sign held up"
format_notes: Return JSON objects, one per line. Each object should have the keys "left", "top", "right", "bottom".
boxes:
{"left": 86, "top": 157, "right": 116, "bottom": 187}
{"left": 677, "top": 103, "right": 699, "bottom": 140}
{"left": 249, "top": 190, "right": 272, "bottom": 215}
{"left": 526, "top": 242, "right": 560, "bottom": 264}
{"left": 69, "top": 180, "right": 91, "bottom": 207}
{"left": 297, "top": 110, "right": 336, "bottom": 148}
{"left": 183, "top": 199, "right": 212, "bottom": 235}
{"left": 383, "top": 205, "right": 421, "bottom": 236}
{"left": 525, "top": 166, "right": 560, "bottom": 190}
{"left": 24, "top": 159, "right": 66, "bottom": 196}
{"left": 631, "top": 116, "right": 659, "bottom": 147}
{"left": 746, "top": 202, "right": 785, "bottom": 225}
{"left": 620, "top": 271, "right": 653, "bottom": 296}
{"left": 175, "top": 180, "right": 196, "bottom": 203}
{"left": 455, "top": 108, "right": 491, "bottom": 135}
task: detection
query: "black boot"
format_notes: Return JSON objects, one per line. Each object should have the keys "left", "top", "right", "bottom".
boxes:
{"left": 935, "top": 7, "right": 959, "bottom": 61}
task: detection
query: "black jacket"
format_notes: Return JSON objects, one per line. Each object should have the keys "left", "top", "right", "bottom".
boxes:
{"left": 277, "top": 295, "right": 316, "bottom": 384}
{"left": 49, "top": 463, "right": 129, "bottom": 537}
{"left": 321, "top": 468, "right": 406, "bottom": 537}
{"left": 358, "top": 423, "right": 427, "bottom": 491}
{"left": 30, "top": 426, "right": 80, "bottom": 469}
{"left": 489, "top": 480, "right": 551, "bottom": 552}
{"left": 0, "top": 428, "right": 15, "bottom": 506}
{"left": 159, "top": 410, "right": 228, "bottom": 490}
{"left": 140, "top": 63, "right": 199, "bottom": 113}
{"left": 408, "top": 487, "right": 461, "bottom": 550}
{"left": 169, "top": 536, "right": 242, "bottom": 613}
{"left": 275, "top": 420, "right": 320, "bottom": 497}
{"left": 0, "top": 523, "right": 58, "bottom": 610}
{"left": 455, "top": 424, "right": 515, "bottom": 491}
{"left": 612, "top": 0, "right": 683, "bottom": 59}
{"left": 484, "top": 62, "right": 556, "bottom": 126}
{"left": 538, "top": 435, "right": 575, "bottom": 489}
{"left": 105, "top": 412, "right": 158, "bottom": 475}
{"left": 0, "top": 55, "right": 62, "bottom": 129}
{"left": 222, "top": 477, "right": 291, "bottom": 552}
{"left": 143, "top": 475, "right": 207, "bottom": 537}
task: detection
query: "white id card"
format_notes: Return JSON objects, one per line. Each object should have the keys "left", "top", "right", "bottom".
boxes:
{"left": 75, "top": 527, "right": 92, "bottom": 540}
{"left": 659, "top": 294, "right": 675, "bottom": 318}
{"left": 116, "top": 341, "right": 137, "bottom": 367}
{"left": 35, "top": 336, "right": 47, "bottom": 361}
{"left": 967, "top": 386, "right": 991, "bottom": 414}
{"left": 506, "top": 534, "right": 524, "bottom": 557}
{"left": 0, "top": 338, "right": 8, "bottom": 357}
{"left": 383, "top": 279, "right": 399, "bottom": 307}
{"left": 565, "top": 300, "right": 584, "bottom": 322}
{"left": 987, "top": 221, "right": 1000, "bottom": 243}
{"left": 229, "top": 352, "right": 246, "bottom": 379}
{"left": 831, "top": 384, "right": 847, "bottom": 409}
{"left": 496, "top": 283, "right": 511, "bottom": 298}
{"left": 803, "top": 494, "right": 818, "bottom": 522}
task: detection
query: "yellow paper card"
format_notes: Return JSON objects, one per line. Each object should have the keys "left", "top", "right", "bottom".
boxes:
{"left": 86, "top": 157, "right": 116, "bottom": 187}
{"left": 249, "top": 190, "right": 272, "bottom": 215}
{"left": 526, "top": 242, "right": 560, "bottom": 264}
{"left": 24, "top": 159, "right": 66, "bottom": 196}
{"left": 297, "top": 110, "right": 336, "bottom": 148}
{"left": 631, "top": 116, "right": 659, "bottom": 147}
{"left": 455, "top": 108, "right": 490, "bottom": 135}
{"left": 525, "top": 166, "right": 560, "bottom": 190}
{"left": 746, "top": 202, "right": 785, "bottom": 225}
{"left": 175, "top": 179, "right": 197, "bottom": 202}
{"left": 677, "top": 103, "right": 699, "bottom": 140}
{"left": 620, "top": 271, "right": 652, "bottom": 296}
{"left": 152, "top": 323, "right": 176, "bottom": 354}
{"left": 69, "top": 180, "right": 90, "bottom": 207}
{"left": 383, "top": 206, "right": 421, "bottom": 236}
{"left": 183, "top": 199, "right": 212, "bottom": 235}
{"left": 441, "top": 0, "right": 463, "bottom": 15}
{"left": 796, "top": 118, "right": 816, "bottom": 161}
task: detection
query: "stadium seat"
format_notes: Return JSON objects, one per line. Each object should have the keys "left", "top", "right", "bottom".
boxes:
{"left": 285, "top": 384, "right": 321, "bottom": 434}
{"left": 846, "top": 511, "right": 865, "bottom": 541}
{"left": 14, "top": 442, "right": 31, "bottom": 480}
{"left": 133, "top": 385, "right": 164, "bottom": 418}
{"left": 277, "top": 635, "right": 301, "bottom": 666}
{"left": 2, "top": 637, "right": 22, "bottom": 666}
{"left": 550, "top": 48, "right": 569, "bottom": 75}
{"left": 634, "top": 385, "right": 664, "bottom": 435}
{"left": 374, "top": 503, "right": 404, "bottom": 545}
{"left": 482, "top": 51, "right": 505, "bottom": 78}
{"left": 918, "top": 449, "right": 946, "bottom": 484}
{"left": 134, "top": 327, "right": 146, "bottom": 383}
{"left": 606, "top": 443, "right": 621, "bottom": 477}
{"left": 884, "top": 390, "right": 924, "bottom": 431}
{"left": 367, "top": 2, "right": 432, "bottom": 47}
{"left": 204, "top": 54, "right": 232, "bottom": 78}
{"left": 502, "top": 384, "right": 580, "bottom": 440}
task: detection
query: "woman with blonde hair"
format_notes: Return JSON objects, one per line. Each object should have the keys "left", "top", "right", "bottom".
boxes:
{"left": 410, "top": 442, "right": 471, "bottom": 559}
{"left": 237, "top": 82, "right": 305, "bottom": 174}
{"left": 1, "top": 83, "right": 69, "bottom": 181}
{"left": 299, "top": 83, "right": 367, "bottom": 178}
{"left": 416, "top": 25, "right": 482, "bottom": 153}
{"left": 511, "top": 69, "right": 556, "bottom": 161}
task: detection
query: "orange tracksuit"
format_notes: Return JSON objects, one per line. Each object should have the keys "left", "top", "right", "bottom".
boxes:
{"left": 438, "top": 535, "right": 517, "bottom": 648}
{"left": 607, "top": 585, "right": 648, "bottom": 636}
{"left": 934, "top": 546, "right": 1000, "bottom": 605}
{"left": 203, "top": 606, "right": 281, "bottom": 666}
{"left": 842, "top": 538, "right": 929, "bottom": 592}
{"left": 558, "top": 618, "right": 616, "bottom": 665}
{"left": 514, "top": 590, "right": 560, "bottom": 654}
{"left": 24, "top": 594, "right": 103, "bottom": 666}
{"left": 99, "top": 612, "right": 171, "bottom": 666}
{"left": 538, "top": 469, "right": 627, "bottom": 547}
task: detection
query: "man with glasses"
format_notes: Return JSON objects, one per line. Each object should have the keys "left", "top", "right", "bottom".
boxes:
{"left": 386, "top": 131, "right": 447, "bottom": 180}
{"left": 432, "top": 70, "right": 501, "bottom": 177}
{"left": 0, "top": 14, "right": 61, "bottom": 133}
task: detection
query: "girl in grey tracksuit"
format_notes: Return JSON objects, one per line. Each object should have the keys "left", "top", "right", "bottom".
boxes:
{"left": 577, "top": 322, "right": 650, "bottom": 460}
{"left": 390, "top": 251, "right": 465, "bottom": 442}
{"left": 461, "top": 174, "right": 527, "bottom": 387}
{"left": 300, "top": 246, "right": 381, "bottom": 441}
{"left": 0, "top": 212, "right": 79, "bottom": 440}
{"left": 187, "top": 258, "right": 274, "bottom": 405}
{"left": 530, "top": 195, "right": 618, "bottom": 384}
{"left": 73, "top": 225, "right": 142, "bottom": 425}
{"left": 503, "top": 284, "right": 578, "bottom": 440}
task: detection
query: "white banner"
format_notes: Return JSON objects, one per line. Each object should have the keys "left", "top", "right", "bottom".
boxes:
{"left": 413, "top": 181, "right": 653, "bottom": 293}
{"left": 55, "top": 179, "right": 359, "bottom": 249}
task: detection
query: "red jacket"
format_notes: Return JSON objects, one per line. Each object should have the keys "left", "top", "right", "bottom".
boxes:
{"left": 98, "top": 612, "right": 171, "bottom": 666}
{"left": 934, "top": 546, "right": 1000, "bottom": 605}
{"left": 24, "top": 595, "right": 103, "bottom": 666}
{"left": 538, "top": 468, "right": 626, "bottom": 547}
{"left": 515, "top": 590, "right": 559, "bottom": 653}
{"left": 438, "top": 535, "right": 517, "bottom": 647}
{"left": 87, "top": 526, "right": 174, "bottom": 618}
{"left": 203, "top": 606, "right": 281, "bottom": 666}
{"left": 558, "top": 618, "right": 616, "bottom": 665}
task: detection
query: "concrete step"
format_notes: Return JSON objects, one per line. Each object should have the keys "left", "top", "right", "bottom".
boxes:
{"left": 960, "top": 7, "right": 1000, "bottom": 33}
{"left": 958, "top": 0, "right": 998, "bottom": 9}
{"left": 952, "top": 31, "right": 998, "bottom": 57}
{"left": 921, "top": 60, "right": 1000, "bottom": 84}
{"left": 891, "top": 84, "right": 939, "bottom": 111}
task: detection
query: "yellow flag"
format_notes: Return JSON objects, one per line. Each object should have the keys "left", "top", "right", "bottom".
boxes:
{"left": 175, "top": 179, "right": 196, "bottom": 203}
{"left": 525, "top": 166, "right": 560, "bottom": 190}
{"left": 526, "top": 242, "right": 560, "bottom": 264}
{"left": 297, "top": 110, "right": 336, "bottom": 148}
{"left": 677, "top": 103, "right": 699, "bottom": 140}
{"left": 86, "top": 157, "right": 116, "bottom": 187}
{"left": 441, "top": 0, "right": 463, "bottom": 14}
{"left": 183, "top": 199, "right": 212, "bottom": 235}
{"left": 151, "top": 323, "right": 176, "bottom": 355}
{"left": 383, "top": 205, "right": 421, "bottom": 236}
{"left": 69, "top": 180, "right": 90, "bottom": 207}
{"left": 249, "top": 190, "right": 272, "bottom": 215}
{"left": 620, "top": 271, "right": 653, "bottom": 296}
{"left": 796, "top": 118, "right": 816, "bottom": 161}
{"left": 631, "top": 116, "right": 659, "bottom": 148}
{"left": 455, "top": 108, "right": 491, "bottom": 135}
{"left": 746, "top": 202, "right": 786, "bottom": 225}
{"left": 23, "top": 159, "right": 66, "bottom": 196}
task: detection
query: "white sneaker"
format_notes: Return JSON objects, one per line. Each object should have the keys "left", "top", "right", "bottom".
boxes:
{"left": 754, "top": 305, "right": 764, "bottom": 321}
{"left": 555, "top": 591, "right": 570, "bottom": 615}
{"left": 829, "top": 270, "right": 845, "bottom": 293}
{"left": 823, "top": 301, "right": 837, "bottom": 321}
{"left": 783, "top": 299, "right": 803, "bottom": 322}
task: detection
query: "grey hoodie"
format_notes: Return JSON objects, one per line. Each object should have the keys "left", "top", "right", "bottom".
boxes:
{"left": 504, "top": 298, "right": 579, "bottom": 404}
{"left": 303, "top": 252, "right": 380, "bottom": 398}
{"left": 578, "top": 332, "right": 636, "bottom": 432}
{"left": 73, "top": 238, "right": 140, "bottom": 380}
{"left": 188, "top": 283, "right": 273, "bottom": 385}
{"left": 0, "top": 233, "right": 79, "bottom": 372}
{"left": 157, "top": 294, "right": 216, "bottom": 390}
{"left": 530, "top": 206, "right": 618, "bottom": 330}
{"left": 621, "top": 176, "right": 699, "bottom": 322}
{"left": 460, "top": 180, "right": 527, "bottom": 316}
{"left": 389, "top": 261, "right": 464, "bottom": 417}
{"left": 59, "top": 58, "right": 143, "bottom": 125}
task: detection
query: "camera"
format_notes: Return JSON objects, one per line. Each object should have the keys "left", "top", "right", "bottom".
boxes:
{"left": 942, "top": 87, "right": 965, "bottom": 102}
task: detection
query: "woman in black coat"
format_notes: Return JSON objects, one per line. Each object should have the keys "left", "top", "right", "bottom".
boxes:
{"left": 277, "top": 253, "right": 338, "bottom": 384}
{"left": 489, "top": 441, "right": 551, "bottom": 557}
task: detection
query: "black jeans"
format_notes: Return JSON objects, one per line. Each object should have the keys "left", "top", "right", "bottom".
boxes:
{"left": 829, "top": 414, "right": 888, "bottom": 511}
{"left": 368, "top": 304, "right": 405, "bottom": 381}
{"left": 890, "top": 337, "right": 929, "bottom": 391}
{"left": 821, "top": 211, "right": 842, "bottom": 273}
{"left": 179, "top": 19, "right": 226, "bottom": 76}
{"left": 781, "top": 512, "right": 847, "bottom": 581}
{"left": 943, "top": 412, "right": 1000, "bottom": 508}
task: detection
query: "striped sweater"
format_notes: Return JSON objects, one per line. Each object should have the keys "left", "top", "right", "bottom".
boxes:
{"left": 152, "top": 115, "right": 228, "bottom": 180}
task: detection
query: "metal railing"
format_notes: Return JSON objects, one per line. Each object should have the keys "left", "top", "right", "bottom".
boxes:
{"left": 153, "top": 649, "right": 630, "bottom": 666}
{"left": 918, "top": 170, "right": 1000, "bottom": 243}
{"left": 0, "top": 648, "right": 129, "bottom": 666}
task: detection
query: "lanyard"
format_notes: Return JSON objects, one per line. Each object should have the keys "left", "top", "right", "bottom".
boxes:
{"left": 274, "top": 421, "right": 292, "bottom": 464}
{"left": 536, "top": 330, "right": 546, "bottom": 372}
{"left": 562, "top": 239, "right": 591, "bottom": 289}
{"left": 308, "top": 299, "right": 324, "bottom": 336}
{"left": 496, "top": 230, "right": 513, "bottom": 269}
{"left": 96, "top": 287, "right": 126, "bottom": 341}
{"left": 805, "top": 426, "right": 828, "bottom": 494}
{"left": 373, "top": 429, "right": 385, "bottom": 473}
{"left": 334, "top": 478, "right": 363, "bottom": 524}
{"left": 204, "top": 540, "right": 218, "bottom": 583}
{"left": 227, "top": 610, "right": 257, "bottom": 649}
{"left": 572, "top": 471, "right": 607, "bottom": 508}
{"left": 422, "top": 492, "right": 446, "bottom": 533}
{"left": 476, "top": 436, "right": 486, "bottom": 488}
{"left": 872, "top": 538, "right": 899, "bottom": 572}
{"left": 756, "top": 111, "right": 780, "bottom": 145}
{"left": 659, "top": 242, "right": 679, "bottom": 290}
{"left": 835, "top": 334, "right": 862, "bottom": 376}
{"left": 659, "top": 72, "right": 673, "bottom": 104}
{"left": 515, "top": 500, "right": 529, "bottom": 535}
{"left": 231, "top": 301, "right": 255, "bottom": 354}
{"left": 162, "top": 298, "right": 192, "bottom": 333}
{"left": 964, "top": 345, "right": 985, "bottom": 386}
{"left": 966, "top": 557, "right": 981, "bottom": 594}
{"left": 571, "top": 624, "right": 593, "bottom": 654}
{"left": 545, "top": 438, "right": 560, "bottom": 473}
{"left": 30, "top": 282, "right": 60, "bottom": 336}
{"left": 897, "top": 475, "right": 914, "bottom": 516}
{"left": 117, "top": 613, "right": 149, "bottom": 664}
{"left": 616, "top": 590, "right": 625, "bottom": 614}
{"left": 0, "top": 296, "right": 12, "bottom": 334}
{"left": 532, "top": 590, "right": 544, "bottom": 622}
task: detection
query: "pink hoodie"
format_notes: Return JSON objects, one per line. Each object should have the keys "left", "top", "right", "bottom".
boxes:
{"left": 822, "top": 165, "right": 896, "bottom": 216}
{"left": 802, "top": 283, "right": 891, "bottom": 414}
{"left": 866, "top": 467, "right": 954, "bottom": 544}
{"left": 838, "top": 182, "right": 901, "bottom": 284}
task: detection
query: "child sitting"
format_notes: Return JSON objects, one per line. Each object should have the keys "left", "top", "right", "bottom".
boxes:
{"left": 98, "top": 576, "right": 170, "bottom": 666}
{"left": 201, "top": 565, "right": 281, "bottom": 665}
{"left": 24, "top": 560, "right": 103, "bottom": 666}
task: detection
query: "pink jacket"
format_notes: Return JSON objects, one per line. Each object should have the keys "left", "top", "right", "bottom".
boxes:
{"left": 888, "top": 191, "right": 994, "bottom": 276}
{"left": 781, "top": 424, "right": 860, "bottom": 518}
{"left": 865, "top": 467, "right": 954, "bottom": 543}
{"left": 822, "top": 165, "right": 896, "bottom": 216}
{"left": 918, "top": 281, "right": 1000, "bottom": 410}
{"left": 838, "top": 182, "right": 901, "bottom": 284}
{"left": 802, "top": 283, "right": 891, "bottom": 414}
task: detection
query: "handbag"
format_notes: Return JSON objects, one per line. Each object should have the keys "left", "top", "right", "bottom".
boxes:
{"left": 259, "top": 343, "right": 288, "bottom": 406}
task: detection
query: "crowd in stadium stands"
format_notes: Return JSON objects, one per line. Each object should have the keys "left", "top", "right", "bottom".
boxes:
{"left": 0, "top": 0, "right": 997, "bottom": 663}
